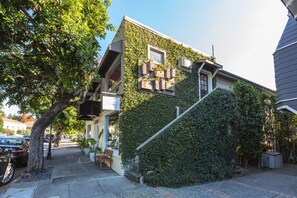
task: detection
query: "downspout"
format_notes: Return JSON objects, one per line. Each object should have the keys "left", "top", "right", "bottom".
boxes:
{"left": 198, "top": 62, "right": 206, "bottom": 100}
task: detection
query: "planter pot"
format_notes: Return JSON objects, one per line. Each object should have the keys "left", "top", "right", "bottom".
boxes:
{"left": 165, "top": 68, "right": 171, "bottom": 79}
{"left": 166, "top": 80, "right": 175, "bottom": 92}
{"left": 154, "top": 70, "right": 164, "bottom": 78}
{"left": 147, "top": 60, "right": 155, "bottom": 71}
{"left": 84, "top": 148, "right": 90, "bottom": 156}
{"left": 141, "top": 63, "right": 147, "bottom": 75}
{"left": 153, "top": 80, "right": 160, "bottom": 91}
{"left": 170, "top": 68, "right": 176, "bottom": 78}
{"left": 89, "top": 152, "right": 95, "bottom": 162}
{"left": 140, "top": 80, "right": 152, "bottom": 90}
{"left": 160, "top": 79, "right": 165, "bottom": 90}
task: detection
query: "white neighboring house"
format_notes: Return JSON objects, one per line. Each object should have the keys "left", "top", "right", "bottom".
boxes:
{"left": 3, "top": 118, "right": 26, "bottom": 134}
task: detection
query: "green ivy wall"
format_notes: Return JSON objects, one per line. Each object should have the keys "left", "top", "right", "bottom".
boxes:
{"left": 120, "top": 19, "right": 208, "bottom": 166}
{"left": 139, "top": 88, "right": 237, "bottom": 187}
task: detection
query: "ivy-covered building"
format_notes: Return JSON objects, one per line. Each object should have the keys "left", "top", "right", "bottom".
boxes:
{"left": 77, "top": 16, "right": 274, "bottom": 180}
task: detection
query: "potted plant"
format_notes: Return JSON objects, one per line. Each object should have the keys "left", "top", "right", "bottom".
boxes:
{"left": 77, "top": 137, "right": 89, "bottom": 154}
{"left": 87, "top": 138, "right": 97, "bottom": 159}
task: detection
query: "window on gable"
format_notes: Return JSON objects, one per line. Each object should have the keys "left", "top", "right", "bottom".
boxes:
{"left": 149, "top": 46, "right": 165, "bottom": 64}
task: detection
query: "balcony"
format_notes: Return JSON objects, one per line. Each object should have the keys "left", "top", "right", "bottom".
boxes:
{"left": 77, "top": 100, "right": 102, "bottom": 120}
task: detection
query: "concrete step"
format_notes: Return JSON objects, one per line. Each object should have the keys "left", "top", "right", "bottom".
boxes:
{"left": 125, "top": 169, "right": 140, "bottom": 183}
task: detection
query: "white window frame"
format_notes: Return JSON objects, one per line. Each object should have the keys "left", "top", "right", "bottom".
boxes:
{"left": 200, "top": 69, "right": 213, "bottom": 98}
{"left": 148, "top": 45, "right": 166, "bottom": 65}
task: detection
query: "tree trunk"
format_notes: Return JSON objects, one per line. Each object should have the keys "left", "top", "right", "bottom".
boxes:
{"left": 27, "top": 95, "right": 73, "bottom": 173}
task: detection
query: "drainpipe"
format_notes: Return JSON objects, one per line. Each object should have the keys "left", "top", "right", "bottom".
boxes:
{"left": 198, "top": 62, "right": 206, "bottom": 100}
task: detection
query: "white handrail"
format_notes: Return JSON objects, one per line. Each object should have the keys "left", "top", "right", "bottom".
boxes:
{"left": 136, "top": 87, "right": 219, "bottom": 151}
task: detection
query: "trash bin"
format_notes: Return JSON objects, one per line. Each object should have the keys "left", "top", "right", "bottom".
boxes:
{"left": 261, "top": 151, "right": 283, "bottom": 169}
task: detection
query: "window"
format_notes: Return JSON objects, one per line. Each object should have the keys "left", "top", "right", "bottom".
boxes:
{"left": 107, "top": 64, "right": 121, "bottom": 92}
{"left": 148, "top": 46, "right": 165, "bottom": 64}
{"left": 200, "top": 73, "right": 208, "bottom": 98}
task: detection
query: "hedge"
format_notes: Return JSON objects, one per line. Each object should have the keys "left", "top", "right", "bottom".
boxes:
{"left": 138, "top": 88, "right": 237, "bottom": 187}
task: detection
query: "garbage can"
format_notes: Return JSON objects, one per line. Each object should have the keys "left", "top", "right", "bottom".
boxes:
{"left": 261, "top": 151, "right": 283, "bottom": 169}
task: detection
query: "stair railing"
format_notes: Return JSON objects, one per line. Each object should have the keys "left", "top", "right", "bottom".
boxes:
{"left": 136, "top": 87, "right": 218, "bottom": 151}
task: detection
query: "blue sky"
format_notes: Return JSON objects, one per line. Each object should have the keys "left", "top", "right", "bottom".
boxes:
{"left": 3, "top": 0, "right": 289, "bottom": 115}
{"left": 99, "top": 0, "right": 288, "bottom": 90}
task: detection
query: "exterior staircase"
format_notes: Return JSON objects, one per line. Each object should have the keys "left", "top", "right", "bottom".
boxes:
{"left": 125, "top": 163, "right": 141, "bottom": 183}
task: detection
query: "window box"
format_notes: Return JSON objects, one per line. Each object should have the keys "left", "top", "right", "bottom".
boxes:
{"left": 170, "top": 67, "right": 176, "bottom": 78}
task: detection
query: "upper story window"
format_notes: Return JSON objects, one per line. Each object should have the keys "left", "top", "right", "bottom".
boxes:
{"left": 108, "top": 63, "right": 121, "bottom": 92}
{"left": 148, "top": 45, "right": 166, "bottom": 64}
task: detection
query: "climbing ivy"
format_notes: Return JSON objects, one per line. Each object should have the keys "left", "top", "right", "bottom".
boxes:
{"left": 138, "top": 89, "right": 237, "bottom": 187}
{"left": 119, "top": 20, "right": 208, "bottom": 165}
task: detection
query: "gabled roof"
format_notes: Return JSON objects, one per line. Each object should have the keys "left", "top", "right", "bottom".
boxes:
{"left": 3, "top": 118, "right": 25, "bottom": 125}
{"left": 275, "top": 15, "right": 297, "bottom": 51}
{"left": 217, "top": 70, "right": 275, "bottom": 95}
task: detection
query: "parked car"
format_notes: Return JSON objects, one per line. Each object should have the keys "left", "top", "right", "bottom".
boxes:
{"left": 43, "top": 134, "right": 55, "bottom": 143}
{"left": 23, "top": 134, "right": 30, "bottom": 141}
{"left": 0, "top": 137, "right": 29, "bottom": 166}
{"left": 0, "top": 148, "right": 15, "bottom": 186}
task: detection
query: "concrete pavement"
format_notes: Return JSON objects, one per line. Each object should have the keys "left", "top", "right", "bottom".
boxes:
{"left": 0, "top": 139, "right": 136, "bottom": 198}
{"left": 0, "top": 139, "right": 297, "bottom": 198}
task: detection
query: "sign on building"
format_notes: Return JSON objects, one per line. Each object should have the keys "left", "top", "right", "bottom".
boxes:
{"left": 102, "top": 96, "right": 120, "bottom": 111}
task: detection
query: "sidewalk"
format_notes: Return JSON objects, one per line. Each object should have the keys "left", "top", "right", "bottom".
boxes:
{"left": 0, "top": 140, "right": 136, "bottom": 198}
{"left": 1, "top": 140, "right": 297, "bottom": 198}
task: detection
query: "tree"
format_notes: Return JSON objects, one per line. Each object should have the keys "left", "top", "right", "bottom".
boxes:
{"left": 7, "top": 113, "right": 22, "bottom": 121}
{"left": 52, "top": 106, "right": 85, "bottom": 136}
{"left": 233, "top": 81, "right": 265, "bottom": 166}
{"left": 0, "top": 104, "right": 4, "bottom": 131}
{"left": 0, "top": 0, "right": 113, "bottom": 172}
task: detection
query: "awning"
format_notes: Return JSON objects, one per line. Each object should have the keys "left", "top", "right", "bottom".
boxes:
{"left": 77, "top": 100, "right": 102, "bottom": 120}
{"left": 98, "top": 40, "right": 123, "bottom": 77}
{"left": 195, "top": 59, "right": 223, "bottom": 73}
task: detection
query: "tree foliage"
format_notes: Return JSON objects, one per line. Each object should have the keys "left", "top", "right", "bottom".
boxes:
{"left": 52, "top": 106, "right": 85, "bottom": 135}
{"left": 0, "top": 104, "right": 4, "bottom": 131}
{"left": 233, "top": 81, "right": 265, "bottom": 164}
{"left": 0, "top": 0, "right": 113, "bottom": 172}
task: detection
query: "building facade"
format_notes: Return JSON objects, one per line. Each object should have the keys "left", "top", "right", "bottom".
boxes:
{"left": 78, "top": 16, "right": 274, "bottom": 176}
